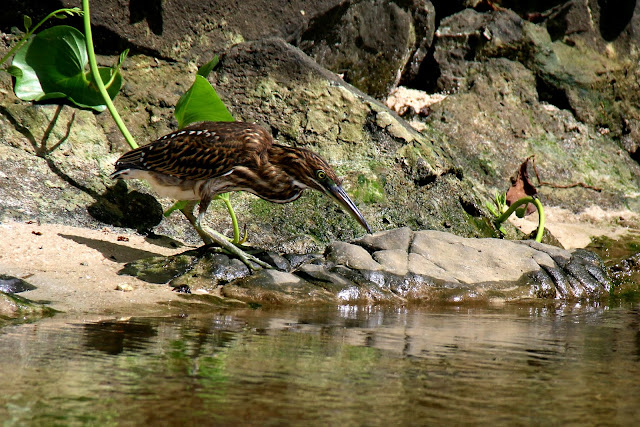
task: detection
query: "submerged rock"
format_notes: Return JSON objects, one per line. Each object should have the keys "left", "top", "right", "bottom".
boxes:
{"left": 122, "top": 227, "right": 614, "bottom": 306}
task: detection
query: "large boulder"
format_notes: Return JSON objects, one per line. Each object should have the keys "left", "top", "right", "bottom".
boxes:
{"left": 208, "top": 38, "right": 498, "bottom": 251}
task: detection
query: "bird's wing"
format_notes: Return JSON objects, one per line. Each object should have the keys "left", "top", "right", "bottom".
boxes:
{"left": 113, "top": 122, "right": 273, "bottom": 180}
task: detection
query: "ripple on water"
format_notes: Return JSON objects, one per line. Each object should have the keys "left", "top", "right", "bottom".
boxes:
{"left": 1, "top": 303, "right": 639, "bottom": 425}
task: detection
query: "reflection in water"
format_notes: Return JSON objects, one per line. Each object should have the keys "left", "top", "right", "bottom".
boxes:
{"left": 1, "top": 303, "right": 639, "bottom": 425}
{"left": 83, "top": 320, "right": 158, "bottom": 355}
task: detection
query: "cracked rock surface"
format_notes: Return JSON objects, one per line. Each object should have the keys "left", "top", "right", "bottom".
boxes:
{"left": 123, "top": 227, "right": 612, "bottom": 306}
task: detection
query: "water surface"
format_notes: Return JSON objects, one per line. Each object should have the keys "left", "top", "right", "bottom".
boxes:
{"left": 1, "top": 303, "right": 639, "bottom": 425}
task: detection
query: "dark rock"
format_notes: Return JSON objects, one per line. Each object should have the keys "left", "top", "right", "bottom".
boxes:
{"left": 1, "top": 0, "right": 348, "bottom": 62}
{"left": 433, "top": 8, "right": 528, "bottom": 92}
{"left": 254, "top": 251, "right": 292, "bottom": 271}
{"left": 295, "top": 263, "right": 358, "bottom": 292}
{"left": 0, "top": 275, "right": 36, "bottom": 294}
{"left": 400, "top": 0, "right": 437, "bottom": 88}
{"left": 283, "top": 253, "right": 324, "bottom": 269}
{"left": 299, "top": 0, "right": 435, "bottom": 98}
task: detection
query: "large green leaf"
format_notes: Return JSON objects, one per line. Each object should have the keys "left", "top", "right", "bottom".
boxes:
{"left": 11, "top": 25, "right": 122, "bottom": 112}
{"left": 175, "top": 74, "right": 234, "bottom": 128}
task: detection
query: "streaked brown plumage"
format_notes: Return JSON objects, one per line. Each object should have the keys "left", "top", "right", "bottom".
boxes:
{"left": 110, "top": 121, "right": 371, "bottom": 235}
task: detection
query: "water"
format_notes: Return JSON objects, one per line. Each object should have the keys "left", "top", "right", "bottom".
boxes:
{"left": 1, "top": 303, "right": 639, "bottom": 426}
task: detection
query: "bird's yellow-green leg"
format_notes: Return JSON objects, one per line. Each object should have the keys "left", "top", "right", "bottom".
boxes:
{"left": 179, "top": 201, "right": 271, "bottom": 270}
{"left": 166, "top": 195, "right": 247, "bottom": 244}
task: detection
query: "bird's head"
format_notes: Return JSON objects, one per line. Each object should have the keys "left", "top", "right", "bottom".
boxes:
{"left": 286, "top": 148, "right": 372, "bottom": 234}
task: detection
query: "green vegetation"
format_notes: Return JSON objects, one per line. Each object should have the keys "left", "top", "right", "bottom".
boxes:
{"left": 175, "top": 56, "right": 234, "bottom": 128}
{"left": 2, "top": 8, "right": 127, "bottom": 113}
{"left": 353, "top": 173, "right": 385, "bottom": 204}
{"left": 487, "top": 192, "right": 545, "bottom": 243}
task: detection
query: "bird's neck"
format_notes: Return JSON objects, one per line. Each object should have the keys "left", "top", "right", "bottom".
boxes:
{"left": 226, "top": 145, "right": 299, "bottom": 203}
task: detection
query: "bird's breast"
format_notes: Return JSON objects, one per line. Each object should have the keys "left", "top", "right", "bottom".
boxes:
{"left": 123, "top": 169, "right": 201, "bottom": 200}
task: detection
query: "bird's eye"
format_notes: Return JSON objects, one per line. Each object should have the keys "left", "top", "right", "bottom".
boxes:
{"left": 315, "top": 170, "right": 327, "bottom": 180}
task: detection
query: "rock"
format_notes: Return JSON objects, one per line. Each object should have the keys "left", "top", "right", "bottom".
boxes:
{"left": 0, "top": 292, "right": 56, "bottom": 322}
{"left": 426, "top": 55, "right": 640, "bottom": 216}
{"left": 299, "top": 0, "right": 430, "bottom": 98}
{"left": 255, "top": 251, "right": 292, "bottom": 271}
{"left": 115, "top": 283, "right": 134, "bottom": 292}
{"left": 325, "top": 242, "right": 382, "bottom": 271}
{"left": 433, "top": 8, "right": 527, "bottom": 92}
{"left": 295, "top": 263, "right": 357, "bottom": 292}
{"left": 0, "top": 274, "right": 36, "bottom": 294}
{"left": 123, "top": 227, "right": 615, "bottom": 306}
{"left": 423, "top": 6, "right": 640, "bottom": 217}
{"left": 1, "top": 0, "right": 348, "bottom": 62}
{"left": 221, "top": 269, "right": 336, "bottom": 305}
{"left": 212, "top": 37, "right": 496, "bottom": 250}
{"left": 372, "top": 249, "right": 408, "bottom": 276}
{"left": 357, "top": 226, "right": 413, "bottom": 252}
{"left": 284, "top": 253, "right": 324, "bottom": 269}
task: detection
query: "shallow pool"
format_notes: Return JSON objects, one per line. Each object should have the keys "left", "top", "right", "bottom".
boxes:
{"left": 1, "top": 302, "right": 639, "bottom": 425}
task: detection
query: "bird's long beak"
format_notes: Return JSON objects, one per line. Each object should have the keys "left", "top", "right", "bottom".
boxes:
{"left": 326, "top": 183, "right": 372, "bottom": 234}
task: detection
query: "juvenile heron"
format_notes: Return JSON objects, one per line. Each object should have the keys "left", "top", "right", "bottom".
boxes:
{"left": 110, "top": 121, "right": 371, "bottom": 268}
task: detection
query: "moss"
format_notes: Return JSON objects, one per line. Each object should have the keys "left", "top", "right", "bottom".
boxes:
{"left": 352, "top": 173, "right": 385, "bottom": 204}
{"left": 0, "top": 292, "right": 57, "bottom": 324}
{"left": 121, "top": 253, "right": 200, "bottom": 284}
{"left": 586, "top": 234, "right": 640, "bottom": 299}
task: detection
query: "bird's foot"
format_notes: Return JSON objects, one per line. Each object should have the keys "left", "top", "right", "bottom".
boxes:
{"left": 179, "top": 203, "right": 270, "bottom": 270}
{"left": 199, "top": 224, "right": 272, "bottom": 270}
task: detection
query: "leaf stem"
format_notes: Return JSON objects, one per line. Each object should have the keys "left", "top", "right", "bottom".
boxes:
{"left": 81, "top": 0, "right": 137, "bottom": 149}
{"left": 216, "top": 193, "right": 240, "bottom": 244}
{"left": 494, "top": 196, "right": 545, "bottom": 243}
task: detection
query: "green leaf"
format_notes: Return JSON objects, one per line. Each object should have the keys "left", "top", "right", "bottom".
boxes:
{"left": 11, "top": 36, "right": 44, "bottom": 100}
{"left": 23, "top": 15, "right": 32, "bottom": 31}
{"left": 6, "top": 65, "right": 23, "bottom": 78}
{"left": 118, "top": 49, "right": 130, "bottom": 68}
{"left": 174, "top": 74, "right": 234, "bottom": 128}
{"left": 11, "top": 25, "right": 122, "bottom": 111}
{"left": 197, "top": 56, "right": 219, "bottom": 78}
{"left": 485, "top": 201, "right": 498, "bottom": 217}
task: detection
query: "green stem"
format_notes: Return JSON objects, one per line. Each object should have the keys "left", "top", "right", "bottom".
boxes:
{"left": 104, "top": 49, "right": 128, "bottom": 88}
{"left": 218, "top": 193, "right": 240, "bottom": 244}
{"left": 494, "top": 196, "right": 545, "bottom": 243}
{"left": 81, "top": 0, "right": 137, "bottom": 149}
